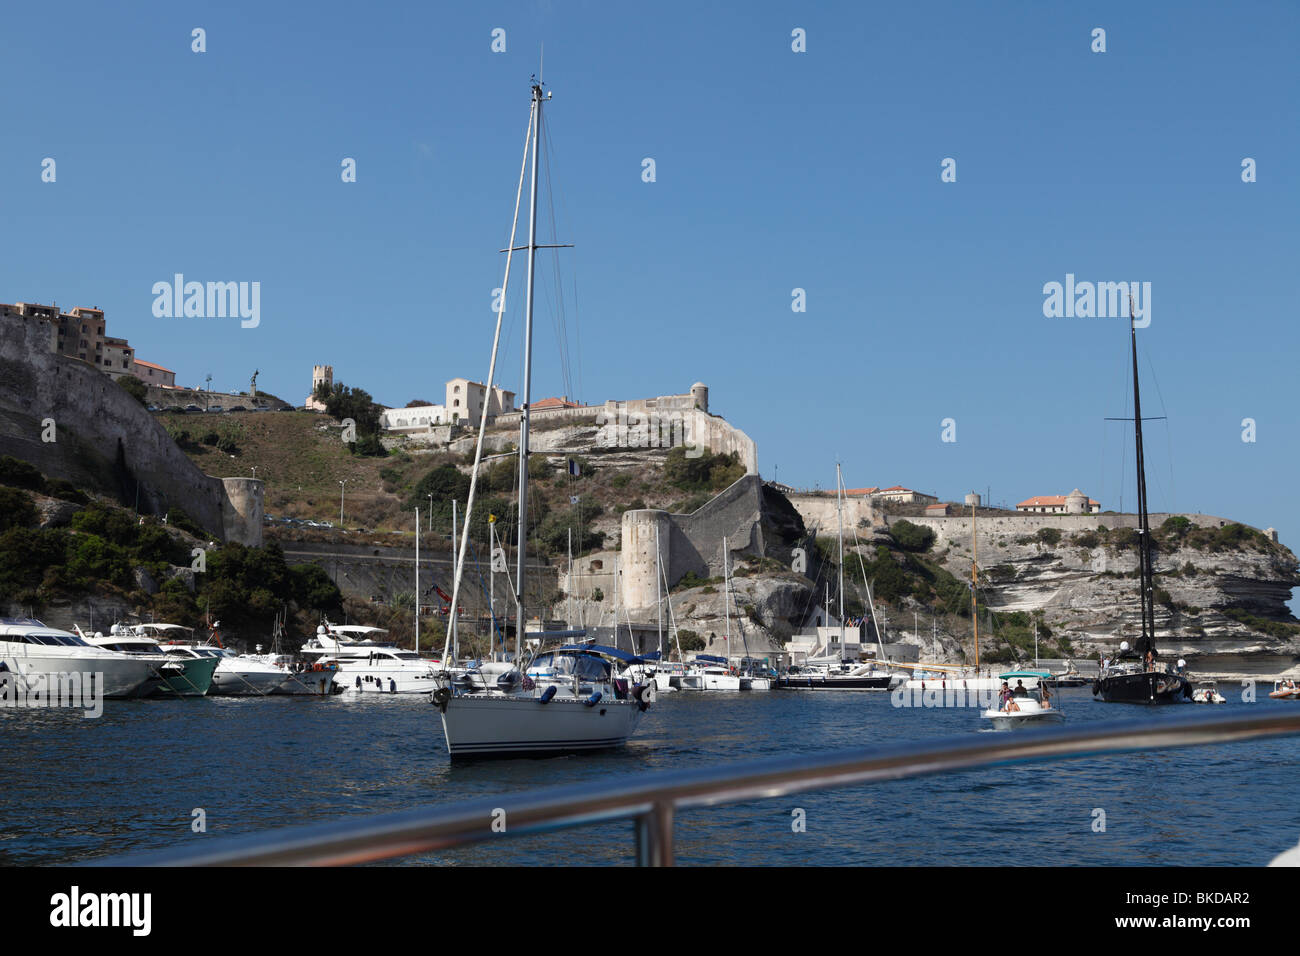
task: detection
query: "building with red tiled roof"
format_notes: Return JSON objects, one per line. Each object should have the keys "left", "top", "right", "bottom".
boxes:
{"left": 531, "top": 396, "right": 582, "bottom": 411}
{"left": 874, "top": 486, "right": 939, "bottom": 505}
{"left": 1016, "top": 490, "right": 1101, "bottom": 515}
{"left": 131, "top": 359, "right": 176, "bottom": 388}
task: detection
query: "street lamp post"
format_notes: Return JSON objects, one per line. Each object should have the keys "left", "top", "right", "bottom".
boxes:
{"left": 338, "top": 479, "right": 348, "bottom": 530}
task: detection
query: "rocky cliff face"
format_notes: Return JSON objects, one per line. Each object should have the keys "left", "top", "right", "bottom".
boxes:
{"left": 928, "top": 519, "right": 1300, "bottom": 659}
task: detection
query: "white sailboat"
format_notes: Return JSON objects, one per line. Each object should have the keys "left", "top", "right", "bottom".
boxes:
{"left": 434, "top": 79, "right": 650, "bottom": 758}
{"left": 902, "top": 498, "right": 1004, "bottom": 692}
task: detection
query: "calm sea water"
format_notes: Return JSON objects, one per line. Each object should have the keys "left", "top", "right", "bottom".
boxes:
{"left": 3, "top": 688, "right": 1297, "bottom": 866}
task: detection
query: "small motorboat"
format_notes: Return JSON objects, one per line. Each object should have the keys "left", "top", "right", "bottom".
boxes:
{"left": 981, "top": 670, "right": 1065, "bottom": 730}
{"left": 1191, "top": 681, "right": 1226, "bottom": 704}
{"left": 1269, "top": 679, "right": 1300, "bottom": 700}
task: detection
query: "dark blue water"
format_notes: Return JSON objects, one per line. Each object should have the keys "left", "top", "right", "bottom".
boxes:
{"left": 4, "top": 689, "right": 1297, "bottom": 865}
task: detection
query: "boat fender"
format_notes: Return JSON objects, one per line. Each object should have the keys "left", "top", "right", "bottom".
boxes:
{"left": 537, "top": 685, "right": 558, "bottom": 704}
{"left": 431, "top": 687, "right": 452, "bottom": 712}
{"left": 584, "top": 691, "right": 602, "bottom": 707}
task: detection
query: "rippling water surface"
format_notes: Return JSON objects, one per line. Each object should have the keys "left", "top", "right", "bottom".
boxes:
{"left": 4, "top": 688, "right": 1297, "bottom": 865}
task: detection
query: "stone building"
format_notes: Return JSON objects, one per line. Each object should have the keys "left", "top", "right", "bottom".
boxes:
{"left": 446, "top": 378, "right": 515, "bottom": 425}
{"left": 1016, "top": 490, "right": 1101, "bottom": 514}
{"left": 306, "top": 364, "right": 333, "bottom": 411}
{"left": 381, "top": 403, "right": 450, "bottom": 433}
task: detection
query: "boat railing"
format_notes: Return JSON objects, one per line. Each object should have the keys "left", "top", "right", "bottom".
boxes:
{"left": 96, "top": 709, "right": 1300, "bottom": 867}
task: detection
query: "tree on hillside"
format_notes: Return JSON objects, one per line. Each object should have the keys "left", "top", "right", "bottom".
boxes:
{"left": 663, "top": 447, "right": 745, "bottom": 493}
{"left": 117, "top": 375, "right": 148, "bottom": 405}
{"left": 316, "top": 380, "right": 386, "bottom": 457}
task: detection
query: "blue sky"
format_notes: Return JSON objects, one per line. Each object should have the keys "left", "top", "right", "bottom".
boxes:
{"left": 2, "top": 1, "right": 1297, "bottom": 554}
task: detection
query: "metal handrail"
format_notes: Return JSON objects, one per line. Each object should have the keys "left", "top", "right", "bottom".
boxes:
{"left": 97, "top": 708, "right": 1300, "bottom": 867}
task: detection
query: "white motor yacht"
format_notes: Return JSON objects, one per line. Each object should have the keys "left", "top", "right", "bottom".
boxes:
{"left": 681, "top": 656, "right": 740, "bottom": 691}
{"left": 1, "top": 619, "right": 160, "bottom": 699}
{"left": 301, "top": 624, "right": 440, "bottom": 694}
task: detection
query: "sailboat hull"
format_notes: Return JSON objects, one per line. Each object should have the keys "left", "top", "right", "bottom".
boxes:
{"left": 439, "top": 694, "right": 645, "bottom": 758}
{"left": 776, "top": 674, "right": 893, "bottom": 690}
{"left": 1093, "top": 671, "right": 1192, "bottom": 704}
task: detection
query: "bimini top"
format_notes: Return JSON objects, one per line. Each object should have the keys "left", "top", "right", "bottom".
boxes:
{"left": 693, "top": 654, "right": 729, "bottom": 666}
{"left": 554, "top": 643, "right": 644, "bottom": 664}
{"left": 999, "top": 670, "right": 1052, "bottom": 680}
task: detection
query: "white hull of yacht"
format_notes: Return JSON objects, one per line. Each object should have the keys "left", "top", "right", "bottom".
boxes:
{"left": 741, "top": 676, "right": 772, "bottom": 691}
{"left": 336, "top": 665, "right": 440, "bottom": 695}
{"left": 273, "top": 668, "right": 341, "bottom": 695}
{"left": 209, "top": 664, "right": 289, "bottom": 696}
{"left": 907, "top": 675, "right": 1033, "bottom": 692}
{"left": 0, "top": 646, "right": 158, "bottom": 699}
{"left": 439, "top": 693, "right": 644, "bottom": 757}
{"left": 700, "top": 672, "right": 741, "bottom": 691}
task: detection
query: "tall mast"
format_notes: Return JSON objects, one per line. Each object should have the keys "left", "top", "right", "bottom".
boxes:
{"left": 655, "top": 523, "right": 663, "bottom": 657}
{"left": 836, "top": 464, "right": 845, "bottom": 660}
{"left": 971, "top": 501, "right": 979, "bottom": 668}
{"left": 514, "top": 81, "right": 544, "bottom": 663}
{"left": 1129, "top": 295, "right": 1156, "bottom": 658}
{"left": 724, "top": 536, "right": 731, "bottom": 650}
{"left": 414, "top": 508, "right": 420, "bottom": 654}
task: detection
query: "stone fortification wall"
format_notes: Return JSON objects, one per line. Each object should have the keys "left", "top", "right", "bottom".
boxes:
{"left": 619, "top": 475, "right": 770, "bottom": 609}
{"left": 0, "top": 311, "right": 262, "bottom": 544}
{"left": 893, "top": 511, "right": 1250, "bottom": 549}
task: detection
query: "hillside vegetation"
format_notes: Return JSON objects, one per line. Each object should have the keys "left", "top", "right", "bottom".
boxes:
{"left": 160, "top": 411, "right": 747, "bottom": 559}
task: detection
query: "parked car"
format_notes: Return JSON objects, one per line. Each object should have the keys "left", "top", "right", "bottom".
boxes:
{"left": 229, "top": 405, "right": 247, "bottom": 412}
{"left": 184, "top": 404, "right": 202, "bottom": 412}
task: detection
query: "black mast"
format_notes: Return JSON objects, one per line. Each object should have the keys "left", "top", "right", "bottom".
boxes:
{"left": 1129, "top": 296, "right": 1156, "bottom": 659}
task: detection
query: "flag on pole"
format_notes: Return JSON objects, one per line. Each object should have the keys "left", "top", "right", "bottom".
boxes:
{"left": 567, "top": 458, "right": 580, "bottom": 477}
{"left": 570, "top": 495, "right": 580, "bottom": 505}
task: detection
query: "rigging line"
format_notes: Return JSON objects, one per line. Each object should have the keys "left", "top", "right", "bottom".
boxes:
{"left": 1142, "top": 349, "right": 1177, "bottom": 514}
{"left": 541, "top": 119, "right": 574, "bottom": 402}
{"left": 542, "top": 111, "right": 584, "bottom": 406}
{"left": 443, "top": 98, "right": 534, "bottom": 664}
{"left": 465, "top": 537, "right": 507, "bottom": 647}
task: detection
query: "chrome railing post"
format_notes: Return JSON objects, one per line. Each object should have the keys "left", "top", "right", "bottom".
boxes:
{"left": 635, "top": 800, "right": 675, "bottom": 866}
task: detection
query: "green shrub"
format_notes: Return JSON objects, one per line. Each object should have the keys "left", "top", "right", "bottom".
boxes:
{"left": 890, "top": 520, "right": 935, "bottom": 552}
{"left": 0, "top": 487, "right": 38, "bottom": 533}
{"left": 663, "top": 447, "right": 745, "bottom": 493}
{"left": 117, "top": 375, "right": 148, "bottom": 405}
{"left": 0, "top": 456, "right": 45, "bottom": 492}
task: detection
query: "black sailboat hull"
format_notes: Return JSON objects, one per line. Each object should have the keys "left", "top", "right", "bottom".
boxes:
{"left": 1093, "top": 671, "right": 1192, "bottom": 704}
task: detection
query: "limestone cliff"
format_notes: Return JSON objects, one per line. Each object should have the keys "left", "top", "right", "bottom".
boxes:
{"left": 892, "top": 513, "right": 1300, "bottom": 661}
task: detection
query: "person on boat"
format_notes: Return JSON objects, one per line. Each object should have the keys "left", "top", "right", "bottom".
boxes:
{"left": 1014, "top": 679, "right": 1027, "bottom": 697}
{"left": 1040, "top": 683, "right": 1051, "bottom": 708}
{"left": 998, "top": 681, "right": 1011, "bottom": 705}
{"left": 1003, "top": 696, "right": 1020, "bottom": 713}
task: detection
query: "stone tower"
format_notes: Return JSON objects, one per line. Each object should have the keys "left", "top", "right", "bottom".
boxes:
{"left": 690, "top": 382, "right": 709, "bottom": 413}
{"left": 306, "top": 364, "right": 333, "bottom": 411}
{"left": 620, "top": 509, "right": 674, "bottom": 609}
{"left": 1066, "top": 489, "right": 1088, "bottom": 514}
{"left": 221, "top": 477, "right": 265, "bottom": 546}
